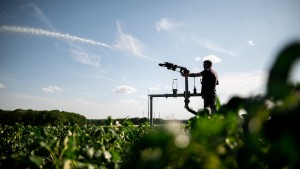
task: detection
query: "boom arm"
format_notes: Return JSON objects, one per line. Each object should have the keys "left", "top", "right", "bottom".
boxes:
{"left": 158, "top": 62, "right": 190, "bottom": 74}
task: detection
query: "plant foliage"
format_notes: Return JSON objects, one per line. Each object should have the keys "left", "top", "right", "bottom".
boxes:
{"left": 122, "top": 42, "right": 300, "bottom": 169}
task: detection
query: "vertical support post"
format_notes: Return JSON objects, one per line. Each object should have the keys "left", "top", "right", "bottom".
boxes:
{"left": 148, "top": 95, "right": 149, "bottom": 119}
{"left": 150, "top": 96, "right": 153, "bottom": 126}
{"left": 184, "top": 76, "right": 189, "bottom": 109}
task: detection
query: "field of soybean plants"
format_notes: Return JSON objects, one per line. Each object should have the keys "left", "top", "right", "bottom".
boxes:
{"left": 0, "top": 120, "right": 151, "bottom": 169}
{"left": 1, "top": 43, "right": 300, "bottom": 169}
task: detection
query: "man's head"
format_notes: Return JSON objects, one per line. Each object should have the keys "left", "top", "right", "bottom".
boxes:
{"left": 203, "top": 60, "right": 212, "bottom": 69}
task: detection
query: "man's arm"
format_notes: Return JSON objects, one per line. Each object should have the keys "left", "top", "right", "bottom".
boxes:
{"left": 182, "top": 72, "right": 202, "bottom": 77}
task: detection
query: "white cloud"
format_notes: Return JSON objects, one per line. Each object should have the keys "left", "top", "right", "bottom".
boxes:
{"left": 203, "top": 55, "right": 222, "bottom": 63}
{"left": 18, "top": 3, "right": 55, "bottom": 30}
{"left": 0, "top": 83, "right": 5, "bottom": 89}
{"left": 113, "top": 85, "right": 137, "bottom": 94}
{"left": 113, "top": 21, "right": 143, "bottom": 56}
{"left": 32, "top": 3, "right": 56, "bottom": 31}
{"left": 118, "top": 99, "right": 140, "bottom": 106}
{"left": 113, "top": 21, "right": 162, "bottom": 62}
{"left": 248, "top": 40, "right": 255, "bottom": 46}
{"left": 194, "top": 38, "right": 237, "bottom": 57}
{"left": 155, "top": 18, "right": 183, "bottom": 32}
{"left": 43, "top": 86, "right": 63, "bottom": 93}
{"left": 70, "top": 47, "right": 101, "bottom": 67}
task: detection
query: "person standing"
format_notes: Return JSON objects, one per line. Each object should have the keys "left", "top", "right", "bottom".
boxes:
{"left": 182, "top": 60, "right": 219, "bottom": 114}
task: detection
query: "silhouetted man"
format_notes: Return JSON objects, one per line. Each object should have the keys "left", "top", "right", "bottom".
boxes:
{"left": 182, "top": 60, "right": 219, "bottom": 114}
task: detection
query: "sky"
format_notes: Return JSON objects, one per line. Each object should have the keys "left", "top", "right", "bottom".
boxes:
{"left": 0, "top": 0, "right": 300, "bottom": 120}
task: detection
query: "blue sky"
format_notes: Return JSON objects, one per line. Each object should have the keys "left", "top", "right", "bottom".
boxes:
{"left": 0, "top": 0, "right": 300, "bottom": 119}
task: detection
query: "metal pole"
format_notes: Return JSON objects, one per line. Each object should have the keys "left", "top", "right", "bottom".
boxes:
{"left": 148, "top": 95, "right": 149, "bottom": 119}
{"left": 184, "top": 76, "right": 189, "bottom": 109}
{"left": 150, "top": 96, "right": 153, "bottom": 126}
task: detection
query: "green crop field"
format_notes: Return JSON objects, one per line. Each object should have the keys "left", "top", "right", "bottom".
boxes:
{"left": 0, "top": 122, "right": 151, "bottom": 168}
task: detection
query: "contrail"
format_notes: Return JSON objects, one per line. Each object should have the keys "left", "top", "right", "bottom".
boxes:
{"left": 0, "top": 25, "right": 113, "bottom": 49}
{"left": 135, "top": 53, "right": 162, "bottom": 63}
{"left": 1, "top": 25, "right": 163, "bottom": 63}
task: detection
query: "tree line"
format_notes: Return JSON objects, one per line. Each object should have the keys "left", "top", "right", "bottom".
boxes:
{"left": 0, "top": 109, "right": 187, "bottom": 126}
{"left": 0, "top": 109, "right": 86, "bottom": 126}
